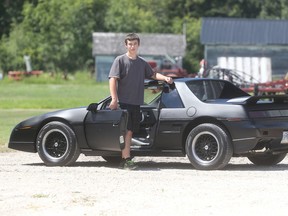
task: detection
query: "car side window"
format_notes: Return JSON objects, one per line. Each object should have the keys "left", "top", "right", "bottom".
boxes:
{"left": 187, "top": 80, "right": 249, "bottom": 101}
{"left": 161, "top": 88, "right": 184, "bottom": 108}
{"left": 99, "top": 98, "right": 112, "bottom": 110}
{"left": 188, "top": 81, "right": 206, "bottom": 101}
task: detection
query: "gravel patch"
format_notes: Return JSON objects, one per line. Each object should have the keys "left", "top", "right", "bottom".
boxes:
{"left": 1, "top": 152, "right": 288, "bottom": 216}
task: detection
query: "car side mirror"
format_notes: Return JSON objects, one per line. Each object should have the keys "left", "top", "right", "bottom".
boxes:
{"left": 87, "top": 103, "right": 98, "bottom": 113}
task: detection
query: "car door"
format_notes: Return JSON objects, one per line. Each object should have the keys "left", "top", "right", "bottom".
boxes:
{"left": 84, "top": 109, "right": 127, "bottom": 151}
{"left": 153, "top": 86, "right": 186, "bottom": 149}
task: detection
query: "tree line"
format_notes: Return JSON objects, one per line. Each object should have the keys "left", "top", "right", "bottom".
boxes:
{"left": 1, "top": 0, "right": 288, "bottom": 75}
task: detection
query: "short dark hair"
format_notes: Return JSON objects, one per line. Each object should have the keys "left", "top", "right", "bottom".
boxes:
{"left": 125, "top": 33, "right": 140, "bottom": 45}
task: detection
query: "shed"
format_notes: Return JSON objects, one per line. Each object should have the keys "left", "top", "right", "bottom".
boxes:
{"left": 201, "top": 17, "right": 288, "bottom": 82}
{"left": 92, "top": 32, "right": 186, "bottom": 81}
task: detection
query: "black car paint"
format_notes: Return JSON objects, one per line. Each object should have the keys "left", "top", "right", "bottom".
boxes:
{"left": 9, "top": 107, "right": 89, "bottom": 152}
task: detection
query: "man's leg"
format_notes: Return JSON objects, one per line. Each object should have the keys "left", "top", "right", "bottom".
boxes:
{"left": 118, "top": 103, "right": 139, "bottom": 170}
{"left": 119, "top": 130, "right": 137, "bottom": 170}
{"left": 122, "top": 130, "right": 133, "bottom": 159}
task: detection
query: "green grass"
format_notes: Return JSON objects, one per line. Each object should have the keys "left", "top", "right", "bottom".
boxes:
{"left": 0, "top": 83, "right": 109, "bottom": 109}
{"left": 0, "top": 72, "right": 110, "bottom": 150}
{"left": 0, "top": 77, "right": 109, "bottom": 109}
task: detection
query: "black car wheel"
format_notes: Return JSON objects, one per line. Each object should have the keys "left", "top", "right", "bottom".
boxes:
{"left": 248, "top": 153, "right": 287, "bottom": 166}
{"left": 36, "top": 121, "right": 80, "bottom": 166}
{"left": 185, "top": 123, "right": 233, "bottom": 170}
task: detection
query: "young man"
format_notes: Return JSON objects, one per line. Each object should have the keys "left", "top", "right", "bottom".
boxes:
{"left": 109, "top": 33, "right": 173, "bottom": 170}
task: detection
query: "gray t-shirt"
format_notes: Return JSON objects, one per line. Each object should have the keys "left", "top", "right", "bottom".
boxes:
{"left": 109, "top": 54, "right": 154, "bottom": 105}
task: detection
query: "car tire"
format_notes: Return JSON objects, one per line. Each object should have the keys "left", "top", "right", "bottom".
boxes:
{"left": 36, "top": 121, "right": 80, "bottom": 166}
{"left": 247, "top": 153, "right": 287, "bottom": 166}
{"left": 185, "top": 123, "right": 233, "bottom": 170}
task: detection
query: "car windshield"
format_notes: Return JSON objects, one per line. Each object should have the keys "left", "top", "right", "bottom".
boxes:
{"left": 186, "top": 80, "right": 249, "bottom": 101}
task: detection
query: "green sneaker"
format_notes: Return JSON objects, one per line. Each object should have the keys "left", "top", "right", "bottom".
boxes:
{"left": 119, "top": 158, "right": 138, "bottom": 170}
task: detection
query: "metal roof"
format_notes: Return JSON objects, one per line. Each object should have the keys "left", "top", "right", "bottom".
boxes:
{"left": 92, "top": 32, "right": 186, "bottom": 56}
{"left": 201, "top": 17, "right": 288, "bottom": 45}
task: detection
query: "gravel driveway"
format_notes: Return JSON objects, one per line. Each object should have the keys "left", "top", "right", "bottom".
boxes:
{"left": 1, "top": 152, "right": 288, "bottom": 216}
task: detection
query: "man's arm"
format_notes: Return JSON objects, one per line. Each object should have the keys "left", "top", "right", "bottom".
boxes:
{"left": 151, "top": 72, "right": 174, "bottom": 84}
{"left": 109, "top": 77, "right": 119, "bottom": 110}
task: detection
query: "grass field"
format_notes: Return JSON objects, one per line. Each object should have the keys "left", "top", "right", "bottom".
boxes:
{"left": 0, "top": 73, "right": 110, "bottom": 150}
{"left": 0, "top": 81, "right": 109, "bottom": 109}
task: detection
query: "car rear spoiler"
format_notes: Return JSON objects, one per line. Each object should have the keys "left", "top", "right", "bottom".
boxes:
{"left": 227, "top": 94, "right": 288, "bottom": 105}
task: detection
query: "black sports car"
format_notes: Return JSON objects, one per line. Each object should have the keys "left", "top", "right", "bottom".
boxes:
{"left": 8, "top": 78, "right": 288, "bottom": 170}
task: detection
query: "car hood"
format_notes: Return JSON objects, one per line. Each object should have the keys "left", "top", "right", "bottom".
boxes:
{"left": 16, "top": 106, "right": 88, "bottom": 129}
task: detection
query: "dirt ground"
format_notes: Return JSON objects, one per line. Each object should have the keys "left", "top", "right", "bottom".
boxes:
{"left": 1, "top": 152, "right": 288, "bottom": 216}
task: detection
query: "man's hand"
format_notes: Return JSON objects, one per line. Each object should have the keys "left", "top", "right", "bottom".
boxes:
{"left": 109, "top": 99, "right": 118, "bottom": 110}
{"left": 165, "top": 76, "right": 173, "bottom": 84}
{"left": 153, "top": 73, "right": 174, "bottom": 84}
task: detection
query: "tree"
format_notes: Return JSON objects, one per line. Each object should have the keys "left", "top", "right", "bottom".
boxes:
{"left": 1, "top": 0, "right": 108, "bottom": 73}
{"left": 0, "top": 0, "right": 25, "bottom": 38}
{"left": 104, "top": 0, "right": 164, "bottom": 33}
{"left": 2, "top": 0, "right": 288, "bottom": 75}
{"left": 258, "top": 0, "right": 288, "bottom": 19}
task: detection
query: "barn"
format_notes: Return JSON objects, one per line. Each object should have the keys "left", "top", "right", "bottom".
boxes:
{"left": 201, "top": 17, "right": 288, "bottom": 82}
